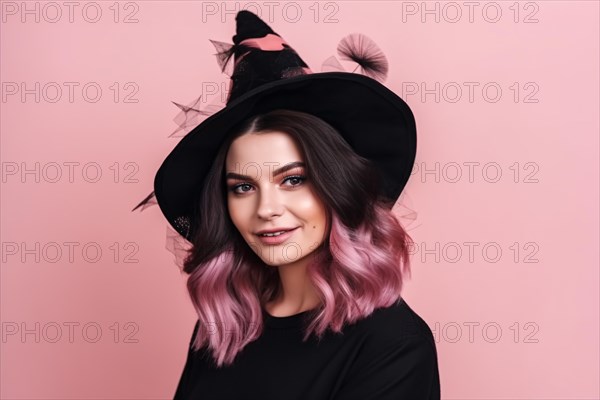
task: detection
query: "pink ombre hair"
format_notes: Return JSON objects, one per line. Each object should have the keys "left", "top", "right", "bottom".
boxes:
{"left": 181, "top": 109, "right": 414, "bottom": 367}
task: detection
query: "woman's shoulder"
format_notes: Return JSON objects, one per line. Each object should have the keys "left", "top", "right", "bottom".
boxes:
{"left": 334, "top": 299, "right": 441, "bottom": 399}
{"left": 347, "top": 298, "right": 436, "bottom": 352}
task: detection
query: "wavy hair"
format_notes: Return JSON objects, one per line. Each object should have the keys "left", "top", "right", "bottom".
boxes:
{"left": 181, "top": 109, "right": 414, "bottom": 367}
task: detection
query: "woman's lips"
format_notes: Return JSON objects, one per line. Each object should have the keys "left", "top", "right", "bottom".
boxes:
{"left": 255, "top": 227, "right": 299, "bottom": 245}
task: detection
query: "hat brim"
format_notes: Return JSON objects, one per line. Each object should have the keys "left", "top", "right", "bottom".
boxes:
{"left": 153, "top": 71, "right": 416, "bottom": 239}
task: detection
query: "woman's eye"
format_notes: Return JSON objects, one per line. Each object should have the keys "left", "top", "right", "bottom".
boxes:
{"left": 283, "top": 175, "right": 306, "bottom": 186}
{"left": 229, "top": 175, "right": 305, "bottom": 194}
{"left": 231, "top": 183, "right": 252, "bottom": 194}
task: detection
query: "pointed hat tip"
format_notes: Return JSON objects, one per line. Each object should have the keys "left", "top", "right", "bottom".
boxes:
{"left": 233, "top": 10, "right": 276, "bottom": 44}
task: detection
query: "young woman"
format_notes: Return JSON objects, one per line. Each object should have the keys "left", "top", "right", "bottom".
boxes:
{"left": 134, "top": 9, "right": 441, "bottom": 400}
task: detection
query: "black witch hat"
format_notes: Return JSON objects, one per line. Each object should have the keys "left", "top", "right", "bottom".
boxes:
{"left": 133, "top": 10, "right": 417, "bottom": 243}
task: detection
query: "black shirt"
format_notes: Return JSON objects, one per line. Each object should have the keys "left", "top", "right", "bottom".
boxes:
{"left": 173, "top": 298, "right": 441, "bottom": 399}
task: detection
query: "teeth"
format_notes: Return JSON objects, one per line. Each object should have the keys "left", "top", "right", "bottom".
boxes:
{"left": 260, "top": 230, "right": 288, "bottom": 237}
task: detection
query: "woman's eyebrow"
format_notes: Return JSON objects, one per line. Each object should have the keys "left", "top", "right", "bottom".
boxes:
{"left": 225, "top": 161, "right": 305, "bottom": 180}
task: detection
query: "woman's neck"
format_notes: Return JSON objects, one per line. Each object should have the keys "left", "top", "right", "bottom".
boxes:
{"left": 265, "top": 260, "right": 322, "bottom": 317}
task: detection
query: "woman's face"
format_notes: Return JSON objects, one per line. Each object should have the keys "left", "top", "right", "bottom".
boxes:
{"left": 225, "top": 131, "right": 328, "bottom": 268}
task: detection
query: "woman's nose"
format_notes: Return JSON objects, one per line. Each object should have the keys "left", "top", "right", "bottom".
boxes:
{"left": 255, "top": 186, "right": 284, "bottom": 219}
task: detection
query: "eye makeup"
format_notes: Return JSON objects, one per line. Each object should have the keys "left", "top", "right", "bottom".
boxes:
{"left": 227, "top": 168, "right": 306, "bottom": 195}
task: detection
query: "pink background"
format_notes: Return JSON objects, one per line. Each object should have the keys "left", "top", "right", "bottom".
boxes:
{"left": 2, "top": 1, "right": 598, "bottom": 399}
